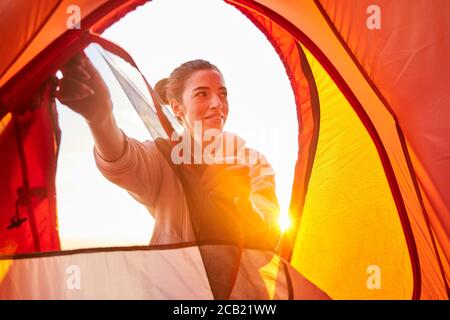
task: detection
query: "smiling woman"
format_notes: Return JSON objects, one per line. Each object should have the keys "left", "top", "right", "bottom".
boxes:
{"left": 154, "top": 60, "right": 229, "bottom": 132}
{"left": 55, "top": 0, "right": 298, "bottom": 250}
{"left": 54, "top": 48, "right": 282, "bottom": 249}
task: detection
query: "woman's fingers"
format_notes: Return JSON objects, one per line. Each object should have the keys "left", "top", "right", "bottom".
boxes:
{"left": 202, "top": 164, "right": 251, "bottom": 199}
{"left": 55, "top": 51, "right": 113, "bottom": 122}
{"left": 60, "top": 51, "right": 103, "bottom": 84}
{"left": 60, "top": 53, "right": 92, "bottom": 81}
{"left": 63, "top": 52, "right": 84, "bottom": 69}
{"left": 209, "top": 179, "right": 250, "bottom": 198}
{"left": 61, "top": 63, "right": 91, "bottom": 81}
{"left": 76, "top": 51, "right": 104, "bottom": 81}
{"left": 202, "top": 164, "right": 249, "bottom": 187}
{"left": 203, "top": 164, "right": 249, "bottom": 183}
{"left": 55, "top": 76, "right": 94, "bottom": 103}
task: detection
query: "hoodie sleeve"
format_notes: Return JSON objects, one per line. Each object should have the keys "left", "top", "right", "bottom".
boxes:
{"left": 93, "top": 134, "right": 163, "bottom": 214}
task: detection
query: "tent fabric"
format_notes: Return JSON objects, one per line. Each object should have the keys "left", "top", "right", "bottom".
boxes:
{"left": 231, "top": 3, "right": 414, "bottom": 299}
{"left": 0, "top": 81, "right": 61, "bottom": 254}
{"left": 0, "top": 245, "right": 329, "bottom": 299}
{"left": 316, "top": 0, "right": 450, "bottom": 287}
{"left": 0, "top": 0, "right": 448, "bottom": 300}
{"left": 0, "top": 0, "right": 112, "bottom": 87}
{"left": 294, "top": 45, "right": 413, "bottom": 299}
{"left": 0, "top": 0, "right": 147, "bottom": 115}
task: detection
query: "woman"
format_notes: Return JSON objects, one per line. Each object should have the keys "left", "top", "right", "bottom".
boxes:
{"left": 56, "top": 52, "right": 281, "bottom": 250}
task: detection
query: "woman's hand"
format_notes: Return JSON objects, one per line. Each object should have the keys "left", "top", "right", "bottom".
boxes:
{"left": 56, "top": 51, "right": 126, "bottom": 161}
{"left": 55, "top": 52, "right": 112, "bottom": 123}
{"left": 201, "top": 163, "right": 274, "bottom": 248}
{"left": 201, "top": 164, "right": 251, "bottom": 204}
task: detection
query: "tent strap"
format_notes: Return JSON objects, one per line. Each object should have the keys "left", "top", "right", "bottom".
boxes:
{"left": 12, "top": 112, "right": 41, "bottom": 251}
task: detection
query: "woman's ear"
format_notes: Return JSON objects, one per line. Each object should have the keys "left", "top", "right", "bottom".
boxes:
{"left": 170, "top": 99, "right": 184, "bottom": 120}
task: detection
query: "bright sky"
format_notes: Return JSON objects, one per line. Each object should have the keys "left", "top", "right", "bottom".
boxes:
{"left": 56, "top": 0, "right": 298, "bottom": 250}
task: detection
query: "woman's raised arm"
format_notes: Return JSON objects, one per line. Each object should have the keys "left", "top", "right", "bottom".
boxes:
{"left": 56, "top": 52, "right": 125, "bottom": 161}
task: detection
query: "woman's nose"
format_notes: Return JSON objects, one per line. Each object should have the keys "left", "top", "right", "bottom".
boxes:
{"left": 210, "top": 94, "right": 223, "bottom": 109}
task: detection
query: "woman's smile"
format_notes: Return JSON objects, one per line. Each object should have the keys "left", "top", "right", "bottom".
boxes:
{"left": 203, "top": 112, "right": 225, "bottom": 125}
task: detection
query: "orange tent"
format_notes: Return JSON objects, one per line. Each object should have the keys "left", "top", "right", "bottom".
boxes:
{"left": 0, "top": 0, "right": 448, "bottom": 299}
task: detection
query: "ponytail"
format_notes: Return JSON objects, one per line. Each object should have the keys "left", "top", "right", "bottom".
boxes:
{"left": 154, "top": 77, "right": 170, "bottom": 105}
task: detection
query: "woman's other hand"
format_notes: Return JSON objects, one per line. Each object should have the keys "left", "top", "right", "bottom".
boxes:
{"left": 201, "top": 163, "right": 251, "bottom": 204}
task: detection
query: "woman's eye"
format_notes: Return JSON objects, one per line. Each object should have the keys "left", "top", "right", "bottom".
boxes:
{"left": 220, "top": 92, "right": 228, "bottom": 98}
{"left": 196, "top": 91, "right": 207, "bottom": 97}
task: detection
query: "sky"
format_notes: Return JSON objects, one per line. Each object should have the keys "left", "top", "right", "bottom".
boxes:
{"left": 56, "top": 0, "right": 298, "bottom": 249}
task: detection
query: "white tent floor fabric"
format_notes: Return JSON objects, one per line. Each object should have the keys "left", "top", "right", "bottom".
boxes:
{"left": 0, "top": 244, "right": 329, "bottom": 299}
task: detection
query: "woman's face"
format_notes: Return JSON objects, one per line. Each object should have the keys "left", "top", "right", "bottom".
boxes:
{"left": 172, "top": 69, "right": 229, "bottom": 134}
